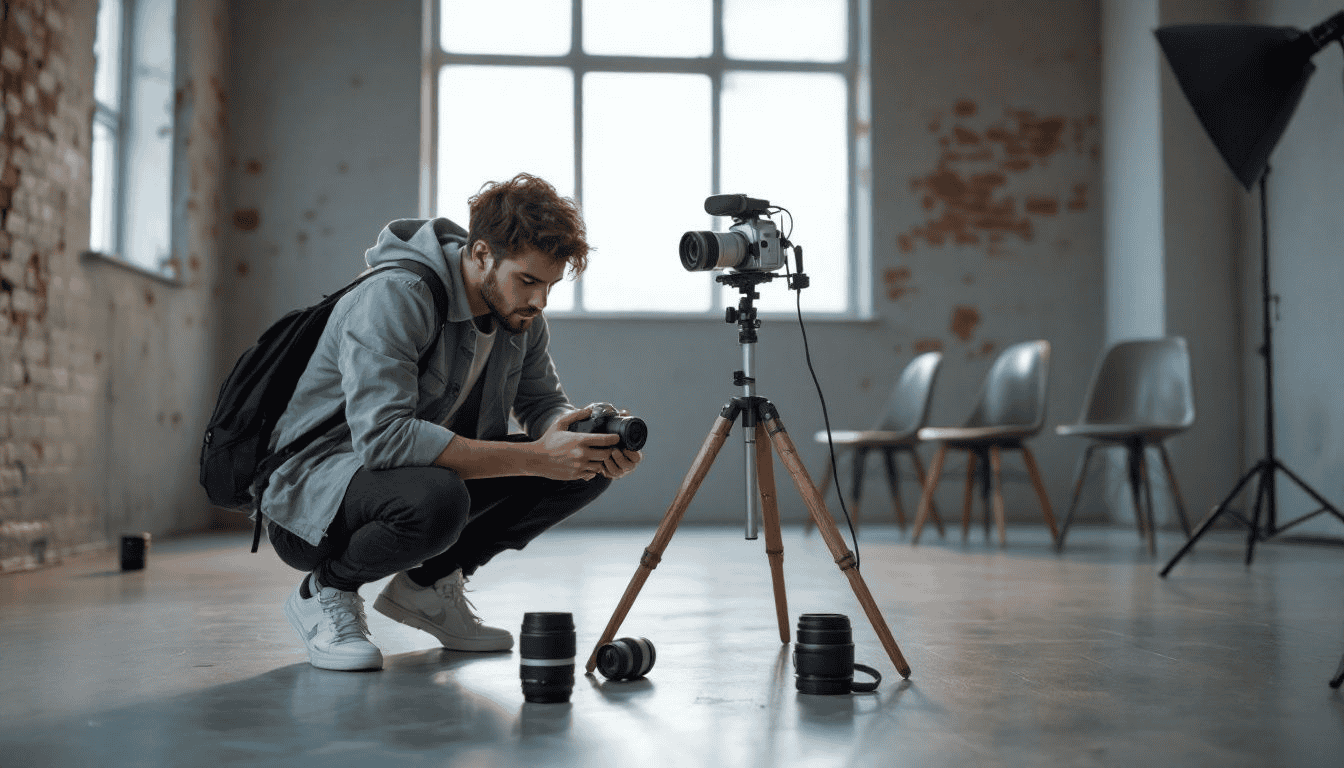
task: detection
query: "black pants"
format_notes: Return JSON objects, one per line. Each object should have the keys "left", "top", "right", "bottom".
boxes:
{"left": 268, "top": 439, "right": 612, "bottom": 592}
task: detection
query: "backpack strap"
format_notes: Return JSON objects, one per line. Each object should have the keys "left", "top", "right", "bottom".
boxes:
{"left": 250, "top": 259, "right": 450, "bottom": 552}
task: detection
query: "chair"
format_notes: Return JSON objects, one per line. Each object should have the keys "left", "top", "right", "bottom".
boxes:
{"left": 809, "top": 351, "right": 945, "bottom": 534}
{"left": 911, "top": 340, "right": 1057, "bottom": 546}
{"left": 1053, "top": 337, "right": 1196, "bottom": 554}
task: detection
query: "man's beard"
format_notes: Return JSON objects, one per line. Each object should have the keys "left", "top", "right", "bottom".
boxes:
{"left": 481, "top": 267, "right": 536, "bottom": 334}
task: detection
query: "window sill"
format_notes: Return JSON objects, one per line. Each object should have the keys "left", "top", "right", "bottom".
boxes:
{"left": 545, "top": 310, "right": 880, "bottom": 324}
{"left": 81, "top": 250, "right": 183, "bottom": 287}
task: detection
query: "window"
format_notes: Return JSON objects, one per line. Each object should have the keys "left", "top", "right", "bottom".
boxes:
{"left": 424, "top": 0, "right": 869, "bottom": 316}
{"left": 91, "top": 0, "right": 177, "bottom": 276}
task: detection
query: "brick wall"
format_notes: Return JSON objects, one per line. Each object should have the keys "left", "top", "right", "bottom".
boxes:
{"left": 0, "top": 0, "right": 102, "bottom": 571}
{"left": 0, "top": 0, "right": 229, "bottom": 572}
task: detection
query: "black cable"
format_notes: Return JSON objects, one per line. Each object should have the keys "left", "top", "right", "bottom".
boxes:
{"left": 784, "top": 247, "right": 861, "bottom": 570}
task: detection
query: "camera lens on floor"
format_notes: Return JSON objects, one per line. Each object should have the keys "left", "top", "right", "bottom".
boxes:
{"left": 596, "top": 637, "right": 656, "bottom": 681}
{"left": 520, "top": 612, "right": 576, "bottom": 703}
{"left": 794, "top": 613, "right": 881, "bottom": 695}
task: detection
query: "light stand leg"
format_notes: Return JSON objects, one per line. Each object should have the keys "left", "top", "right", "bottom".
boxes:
{"left": 762, "top": 410, "right": 912, "bottom": 678}
{"left": 584, "top": 414, "right": 736, "bottom": 673}
{"left": 754, "top": 423, "right": 791, "bottom": 644}
{"left": 1159, "top": 459, "right": 1266, "bottom": 577}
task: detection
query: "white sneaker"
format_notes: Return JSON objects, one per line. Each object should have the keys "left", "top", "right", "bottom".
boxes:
{"left": 284, "top": 576, "right": 383, "bottom": 671}
{"left": 374, "top": 570, "right": 514, "bottom": 652}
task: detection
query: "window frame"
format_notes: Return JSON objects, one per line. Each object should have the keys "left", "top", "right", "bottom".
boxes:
{"left": 88, "top": 0, "right": 180, "bottom": 282}
{"left": 420, "top": 0, "right": 872, "bottom": 319}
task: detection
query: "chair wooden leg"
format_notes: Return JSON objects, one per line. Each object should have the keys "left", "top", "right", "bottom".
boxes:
{"left": 962, "top": 449, "right": 977, "bottom": 541}
{"left": 1020, "top": 444, "right": 1059, "bottom": 542}
{"left": 910, "top": 450, "right": 945, "bottom": 537}
{"left": 1057, "top": 443, "right": 1096, "bottom": 551}
{"left": 989, "top": 445, "right": 1007, "bottom": 546}
{"left": 850, "top": 448, "right": 869, "bottom": 532}
{"left": 1125, "top": 442, "right": 1149, "bottom": 549}
{"left": 881, "top": 449, "right": 905, "bottom": 528}
{"left": 1139, "top": 444, "right": 1157, "bottom": 556}
{"left": 1157, "top": 443, "right": 1193, "bottom": 538}
{"left": 912, "top": 444, "right": 947, "bottom": 544}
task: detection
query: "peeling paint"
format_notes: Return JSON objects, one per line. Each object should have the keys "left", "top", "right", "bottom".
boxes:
{"left": 233, "top": 208, "right": 260, "bottom": 231}
{"left": 899, "top": 103, "right": 1097, "bottom": 256}
{"left": 950, "top": 305, "right": 980, "bottom": 341}
{"left": 883, "top": 266, "right": 914, "bottom": 300}
{"left": 914, "top": 338, "right": 944, "bottom": 354}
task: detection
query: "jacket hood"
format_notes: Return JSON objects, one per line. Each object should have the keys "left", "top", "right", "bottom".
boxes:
{"left": 364, "top": 217, "right": 475, "bottom": 323}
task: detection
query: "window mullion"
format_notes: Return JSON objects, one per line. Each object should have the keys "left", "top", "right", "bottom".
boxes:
{"left": 572, "top": 0, "right": 585, "bottom": 312}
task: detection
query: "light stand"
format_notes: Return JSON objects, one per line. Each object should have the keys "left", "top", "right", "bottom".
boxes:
{"left": 1154, "top": 11, "right": 1344, "bottom": 576}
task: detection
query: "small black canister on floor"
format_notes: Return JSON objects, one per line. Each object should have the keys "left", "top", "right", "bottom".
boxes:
{"left": 520, "top": 612, "right": 576, "bottom": 703}
{"left": 119, "top": 532, "right": 151, "bottom": 571}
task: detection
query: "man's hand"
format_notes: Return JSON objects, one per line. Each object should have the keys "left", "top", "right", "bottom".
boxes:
{"left": 597, "top": 405, "right": 643, "bottom": 480}
{"left": 532, "top": 407, "right": 621, "bottom": 481}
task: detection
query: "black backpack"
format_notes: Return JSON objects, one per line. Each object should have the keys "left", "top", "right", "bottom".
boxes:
{"left": 199, "top": 259, "right": 448, "bottom": 552}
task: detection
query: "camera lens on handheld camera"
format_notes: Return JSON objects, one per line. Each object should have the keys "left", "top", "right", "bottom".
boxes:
{"left": 596, "top": 637, "right": 656, "bottom": 681}
{"left": 793, "top": 613, "right": 881, "bottom": 695}
{"left": 520, "top": 612, "right": 576, "bottom": 703}
{"left": 614, "top": 417, "right": 648, "bottom": 452}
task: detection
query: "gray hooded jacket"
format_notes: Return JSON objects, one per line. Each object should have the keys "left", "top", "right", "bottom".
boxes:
{"left": 260, "top": 218, "right": 573, "bottom": 546}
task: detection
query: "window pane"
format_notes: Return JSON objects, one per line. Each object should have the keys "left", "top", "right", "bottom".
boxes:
{"left": 440, "top": 0, "right": 571, "bottom": 55}
{"left": 90, "top": 120, "right": 117, "bottom": 255}
{"left": 437, "top": 66, "right": 575, "bottom": 310}
{"left": 582, "top": 73, "right": 713, "bottom": 312}
{"left": 583, "top": 0, "right": 711, "bottom": 57}
{"left": 94, "top": 0, "right": 122, "bottom": 108}
{"left": 721, "top": 72, "right": 848, "bottom": 313}
{"left": 120, "top": 0, "right": 175, "bottom": 272}
{"left": 724, "top": 0, "right": 846, "bottom": 62}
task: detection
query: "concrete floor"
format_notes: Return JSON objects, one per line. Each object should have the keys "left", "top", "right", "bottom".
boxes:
{"left": 1, "top": 523, "right": 1343, "bottom": 767}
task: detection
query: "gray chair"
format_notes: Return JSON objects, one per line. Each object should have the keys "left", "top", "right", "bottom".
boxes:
{"left": 810, "top": 351, "right": 945, "bottom": 533}
{"left": 1054, "top": 337, "right": 1196, "bottom": 554}
{"left": 911, "top": 340, "right": 1058, "bottom": 546}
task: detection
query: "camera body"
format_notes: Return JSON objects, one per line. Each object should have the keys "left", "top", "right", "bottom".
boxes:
{"left": 680, "top": 194, "right": 787, "bottom": 273}
{"left": 568, "top": 403, "right": 648, "bottom": 452}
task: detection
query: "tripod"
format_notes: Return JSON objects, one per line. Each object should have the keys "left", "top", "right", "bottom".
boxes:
{"left": 583, "top": 272, "right": 912, "bottom": 678}
{"left": 1161, "top": 169, "right": 1344, "bottom": 576}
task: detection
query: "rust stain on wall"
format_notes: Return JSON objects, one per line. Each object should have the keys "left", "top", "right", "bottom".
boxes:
{"left": 245, "top": 160, "right": 263, "bottom": 175}
{"left": 1025, "top": 196, "right": 1058, "bottom": 216}
{"left": 1066, "top": 183, "right": 1088, "bottom": 211}
{"left": 236, "top": 261, "right": 250, "bottom": 277}
{"left": 950, "top": 305, "right": 980, "bottom": 341}
{"left": 233, "top": 208, "right": 260, "bottom": 231}
{"left": 899, "top": 103, "right": 1097, "bottom": 257}
{"left": 883, "top": 266, "right": 914, "bottom": 300}
{"left": 914, "top": 338, "right": 944, "bottom": 354}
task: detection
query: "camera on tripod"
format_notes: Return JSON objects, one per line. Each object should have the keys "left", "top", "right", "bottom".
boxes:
{"left": 679, "top": 194, "right": 787, "bottom": 273}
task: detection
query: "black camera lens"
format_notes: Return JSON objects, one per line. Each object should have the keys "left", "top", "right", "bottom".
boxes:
{"left": 679, "top": 231, "right": 719, "bottom": 271}
{"left": 520, "top": 612, "right": 576, "bottom": 703}
{"left": 596, "top": 637, "right": 656, "bottom": 681}
{"left": 612, "top": 416, "right": 648, "bottom": 452}
{"left": 793, "top": 613, "right": 880, "bottom": 695}
{"left": 680, "top": 230, "right": 748, "bottom": 271}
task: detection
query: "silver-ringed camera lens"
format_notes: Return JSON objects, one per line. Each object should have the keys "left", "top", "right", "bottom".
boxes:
{"left": 680, "top": 230, "right": 748, "bottom": 272}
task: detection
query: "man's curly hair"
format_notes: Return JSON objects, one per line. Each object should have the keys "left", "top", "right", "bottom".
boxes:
{"left": 466, "top": 173, "right": 590, "bottom": 277}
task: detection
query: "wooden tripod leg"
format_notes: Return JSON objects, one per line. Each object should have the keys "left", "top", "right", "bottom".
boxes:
{"left": 755, "top": 423, "right": 790, "bottom": 644}
{"left": 584, "top": 414, "right": 735, "bottom": 673}
{"left": 762, "top": 413, "right": 912, "bottom": 679}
